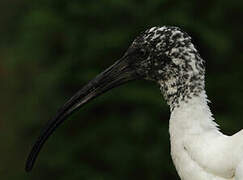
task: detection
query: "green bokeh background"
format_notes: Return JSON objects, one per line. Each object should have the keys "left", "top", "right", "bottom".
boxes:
{"left": 1, "top": 0, "right": 243, "bottom": 179}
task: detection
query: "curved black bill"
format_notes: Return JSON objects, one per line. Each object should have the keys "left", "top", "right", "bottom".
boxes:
{"left": 25, "top": 56, "right": 139, "bottom": 172}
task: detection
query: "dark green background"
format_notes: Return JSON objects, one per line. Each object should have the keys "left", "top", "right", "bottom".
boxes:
{"left": 1, "top": 0, "right": 243, "bottom": 179}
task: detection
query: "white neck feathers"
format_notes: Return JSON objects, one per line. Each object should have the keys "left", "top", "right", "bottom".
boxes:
{"left": 169, "top": 91, "right": 220, "bottom": 135}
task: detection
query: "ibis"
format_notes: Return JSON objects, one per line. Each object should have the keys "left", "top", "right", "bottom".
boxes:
{"left": 26, "top": 26, "right": 243, "bottom": 180}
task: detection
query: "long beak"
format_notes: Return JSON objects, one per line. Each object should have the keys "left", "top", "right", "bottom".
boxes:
{"left": 25, "top": 55, "right": 139, "bottom": 172}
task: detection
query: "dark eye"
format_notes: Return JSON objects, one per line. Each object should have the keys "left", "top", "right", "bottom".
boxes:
{"left": 139, "top": 49, "right": 148, "bottom": 59}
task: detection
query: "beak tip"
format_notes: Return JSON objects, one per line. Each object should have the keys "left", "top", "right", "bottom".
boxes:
{"left": 25, "top": 164, "right": 33, "bottom": 172}
{"left": 25, "top": 149, "right": 36, "bottom": 172}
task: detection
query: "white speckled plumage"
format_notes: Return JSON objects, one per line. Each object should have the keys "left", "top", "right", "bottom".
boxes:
{"left": 141, "top": 26, "right": 243, "bottom": 180}
{"left": 144, "top": 26, "right": 243, "bottom": 180}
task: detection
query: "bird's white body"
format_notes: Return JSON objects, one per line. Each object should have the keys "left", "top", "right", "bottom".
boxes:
{"left": 169, "top": 90, "right": 243, "bottom": 180}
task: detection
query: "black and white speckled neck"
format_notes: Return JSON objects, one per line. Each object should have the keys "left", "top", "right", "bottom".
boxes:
{"left": 129, "top": 26, "right": 205, "bottom": 110}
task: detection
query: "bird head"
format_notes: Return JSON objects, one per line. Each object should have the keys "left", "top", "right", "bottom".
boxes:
{"left": 26, "top": 26, "right": 205, "bottom": 171}
{"left": 129, "top": 26, "right": 205, "bottom": 107}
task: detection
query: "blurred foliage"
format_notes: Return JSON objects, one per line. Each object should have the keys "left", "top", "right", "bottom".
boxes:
{"left": 0, "top": 0, "right": 243, "bottom": 179}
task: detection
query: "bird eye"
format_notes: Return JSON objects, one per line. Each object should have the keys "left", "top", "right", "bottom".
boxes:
{"left": 139, "top": 49, "right": 148, "bottom": 59}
